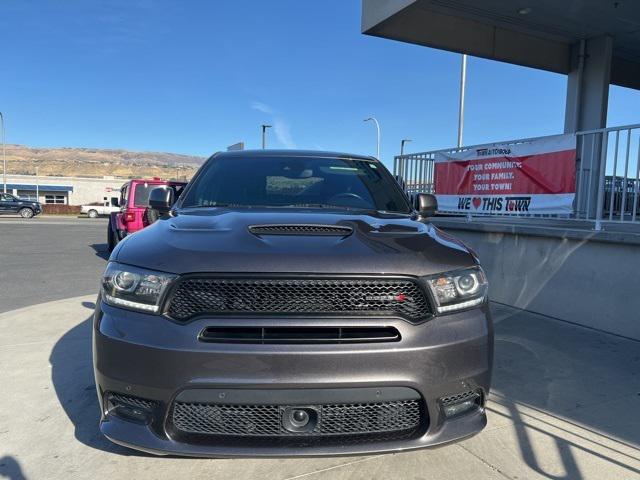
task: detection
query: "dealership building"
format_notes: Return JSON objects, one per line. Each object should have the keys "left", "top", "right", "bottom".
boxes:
{"left": 2, "top": 174, "right": 127, "bottom": 206}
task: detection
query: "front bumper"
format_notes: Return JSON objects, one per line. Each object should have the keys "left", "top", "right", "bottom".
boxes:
{"left": 93, "top": 301, "right": 493, "bottom": 457}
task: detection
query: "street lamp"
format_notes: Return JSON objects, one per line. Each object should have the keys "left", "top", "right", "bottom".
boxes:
{"left": 1, "top": 112, "right": 5, "bottom": 193}
{"left": 400, "top": 139, "right": 412, "bottom": 156}
{"left": 363, "top": 117, "right": 380, "bottom": 159}
{"left": 261, "top": 124, "right": 272, "bottom": 149}
{"left": 457, "top": 54, "right": 467, "bottom": 148}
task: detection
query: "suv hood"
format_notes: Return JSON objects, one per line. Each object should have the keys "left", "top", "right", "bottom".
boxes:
{"left": 113, "top": 208, "right": 476, "bottom": 276}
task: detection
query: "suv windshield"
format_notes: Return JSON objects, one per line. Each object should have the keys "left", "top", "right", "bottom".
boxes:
{"left": 181, "top": 156, "right": 411, "bottom": 213}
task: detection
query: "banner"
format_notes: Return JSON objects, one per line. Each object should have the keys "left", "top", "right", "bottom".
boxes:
{"left": 434, "top": 134, "right": 576, "bottom": 214}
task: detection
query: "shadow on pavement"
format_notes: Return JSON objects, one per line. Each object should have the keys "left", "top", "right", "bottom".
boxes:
{"left": 490, "top": 303, "right": 640, "bottom": 479}
{"left": 90, "top": 243, "right": 110, "bottom": 261}
{"left": 49, "top": 314, "right": 138, "bottom": 456}
{"left": 0, "top": 456, "right": 27, "bottom": 480}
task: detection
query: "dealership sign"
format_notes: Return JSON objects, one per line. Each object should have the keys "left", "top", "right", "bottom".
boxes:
{"left": 434, "top": 134, "right": 576, "bottom": 214}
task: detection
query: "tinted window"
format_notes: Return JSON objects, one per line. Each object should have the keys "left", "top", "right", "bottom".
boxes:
{"left": 133, "top": 184, "right": 155, "bottom": 207}
{"left": 120, "top": 184, "right": 129, "bottom": 206}
{"left": 181, "top": 156, "right": 411, "bottom": 213}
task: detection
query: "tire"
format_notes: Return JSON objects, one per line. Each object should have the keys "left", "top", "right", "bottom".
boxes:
{"left": 107, "top": 218, "right": 117, "bottom": 252}
{"left": 19, "top": 208, "right": 34, "bottom": 219}
{"left": 88, "top": 209, "right": 99, "bottom": 218}
{"left": 144, "top": 207, "right": 159, "bottom": 225}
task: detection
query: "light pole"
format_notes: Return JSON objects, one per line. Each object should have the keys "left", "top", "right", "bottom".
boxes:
{"left": 1, "top": 112, "right": 5, "bottom": 193}
{"left": 457, "top": 54, "right": 467, "bottom": 148}
{"left": 400, "top": 139, "right": 412, "bottom": 156}
{"left": 363, "top": 117, "right": 380, "bottom": 159}
{"left": 261, "top": 124, "right": 272, "bottom": 149}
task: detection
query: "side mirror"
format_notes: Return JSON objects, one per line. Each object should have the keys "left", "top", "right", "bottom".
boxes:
{"left": 148, "top": 187, "right": 174, "bottom": 215}
{"left": 416, "top": 193, "right": 437, "bottom": 218}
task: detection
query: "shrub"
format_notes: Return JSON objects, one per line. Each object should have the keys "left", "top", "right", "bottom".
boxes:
{"left": 42, "top": 204, "right": 82, "bottom": 215}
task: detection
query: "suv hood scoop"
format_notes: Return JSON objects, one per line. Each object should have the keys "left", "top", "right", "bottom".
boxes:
{"left": 248, "top": 224, "right": 353, "bottom": 237}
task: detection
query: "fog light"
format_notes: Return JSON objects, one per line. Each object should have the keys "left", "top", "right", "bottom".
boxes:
{"left": 441, "top": 390, "right": 482, "bottom": 418}
{"left": 112, "top": 404, "right": 151, "bottom": 422}
{"left": 106, "top": 392, "right": 156, "bottom": 424}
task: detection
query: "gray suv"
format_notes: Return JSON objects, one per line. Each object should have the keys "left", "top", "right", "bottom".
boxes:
{"left": 93, "top": 150, "right": 493, "bottom": 457}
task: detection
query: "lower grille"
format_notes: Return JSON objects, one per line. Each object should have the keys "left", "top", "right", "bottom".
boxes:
{"left": 171, "top": 399, "right": 422, "bottom": 438}
{"left": 167, "top": 277, "right": 431, "bottom": 322}
{"left": 198, "top": 326, "right": 401, "bottom": 344}
{"left": 108, "top": 392, "right": 158, "bottom": 410}
{"left": 440, "top": 390, "right": 482, "bottom": 407}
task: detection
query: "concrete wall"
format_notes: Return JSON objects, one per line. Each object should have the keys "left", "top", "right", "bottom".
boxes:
{"left": 435, "top": 219, "right": 639, "bottom": 340}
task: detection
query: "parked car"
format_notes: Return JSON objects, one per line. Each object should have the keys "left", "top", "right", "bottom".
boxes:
{"left": 81, "top": 199, "right": 120, "bottom": 218}
{"left": 94, "top": 150, "right": 492, "bottom": 457}
{"left": 107, "top": 178, "right": 186, "bottom": 251}
{"left": 0, "top": 193, "right": 42, "bottom": 218}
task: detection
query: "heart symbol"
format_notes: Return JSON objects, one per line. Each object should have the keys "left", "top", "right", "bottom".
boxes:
{"left": 472, "top": 197, "right": 481, "bottom": 209}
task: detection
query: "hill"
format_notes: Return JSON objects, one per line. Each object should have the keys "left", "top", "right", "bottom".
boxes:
{"left": 2, "top": 144, "right": 207, "bottom": 179}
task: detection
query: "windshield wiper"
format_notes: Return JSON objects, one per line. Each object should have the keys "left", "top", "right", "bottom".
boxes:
{"left": 181, "top": 203, "right": 382, "bottom": 212}
{"left": 182, "top": 203, "right": 248, "bottom": 208}
{"left": 276, "top": 203, "right": 370, "bottom": 211}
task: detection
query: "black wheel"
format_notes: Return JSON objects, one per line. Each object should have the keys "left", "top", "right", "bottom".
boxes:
{"left": 88, "top": 209, "right": 99, "bottom": 218}
{"left": 19, "top": 208, "right": 34, "bottom": 219}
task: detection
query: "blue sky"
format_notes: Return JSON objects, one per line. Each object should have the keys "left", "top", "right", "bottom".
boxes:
{"left": 1, "top": 0, "right": 639, "bottom": 168}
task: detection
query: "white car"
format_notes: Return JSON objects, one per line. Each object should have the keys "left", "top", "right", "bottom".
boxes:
{"left": 81, "top": 201, "right": 120, "bottom": 218}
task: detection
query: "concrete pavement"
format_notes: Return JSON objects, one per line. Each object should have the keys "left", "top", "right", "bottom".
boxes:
{"left": 1, "top": 297, "right": 638, "bottom": 480}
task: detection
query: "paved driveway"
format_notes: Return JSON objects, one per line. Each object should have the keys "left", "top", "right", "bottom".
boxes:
{"left": 0, "top": 216, "right": 108, "bottom": 313}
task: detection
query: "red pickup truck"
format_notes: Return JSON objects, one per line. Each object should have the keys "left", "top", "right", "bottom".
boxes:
{"left": 108, "top": 178, "right": 186, "bottom": 252}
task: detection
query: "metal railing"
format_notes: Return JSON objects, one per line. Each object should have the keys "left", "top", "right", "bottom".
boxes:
{"left": 575, "top": 124, "right": 640, "bottom": 227}
{"left": 394, "top": 124, "right": 640, "bottom": 229}
{"left": 394, "top": 151, "right": 436, "bottom": 195}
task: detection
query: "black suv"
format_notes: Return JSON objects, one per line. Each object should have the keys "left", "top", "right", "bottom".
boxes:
{"left": 94, "top": 150, "right": 493, "bottom": 457}
{"left": 0, "top": 193, "right": 42, "bottom": 218}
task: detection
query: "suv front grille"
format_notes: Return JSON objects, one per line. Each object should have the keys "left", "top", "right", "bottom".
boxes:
{"left": 166, "top": 277, "right": 431, "bottom": 321}
{"left": 171, "top": 399, "right": 422, "bottom": 437}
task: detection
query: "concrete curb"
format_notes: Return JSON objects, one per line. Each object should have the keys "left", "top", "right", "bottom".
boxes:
{"left": 0, "top": 294, "right": 96, "bottom": 321}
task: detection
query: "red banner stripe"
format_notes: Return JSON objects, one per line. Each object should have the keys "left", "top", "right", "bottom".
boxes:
{"left": 435, "top": 149, "right": 575, "bottom": 195}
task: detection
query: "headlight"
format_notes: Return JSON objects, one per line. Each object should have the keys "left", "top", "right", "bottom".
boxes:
{"left": 425, "top": 267, "right": 488, "bottom": 314}
{"left": 101, "top": 262, "right": 176, "bottom": 313}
